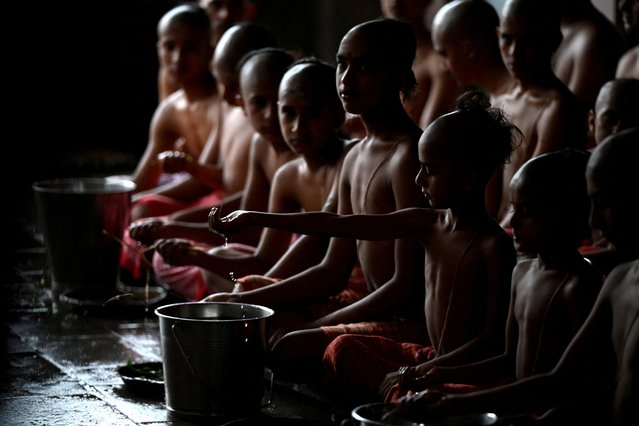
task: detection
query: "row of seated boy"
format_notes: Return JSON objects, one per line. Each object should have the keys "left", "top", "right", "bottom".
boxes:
{"left": 117, "top": 1, "right": 638, "bottom": 424}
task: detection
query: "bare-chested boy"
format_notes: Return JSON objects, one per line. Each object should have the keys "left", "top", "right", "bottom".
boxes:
{"left": 379, "top": 0, "right": 460, "bottom": 129}
{"left": 430, "top": 0, "right": 517, "bottom": 217}
{"left": 152, "top": 58, "right": 353, "bottom": 297}
{"left": 396, "top": 150, "right": 601, "bottom": 423}
{"left": 206, "top": 18, "right": 430, "bottom": 383}
{"left": 208, "top": 90, "right": 519, "bottom": 400}
{"left": 616, "top": 0, "right": 639, "bottom": 79}
{"left": 120, "top": 26, "right": 279, "bottom": 285}
{"left": 130, "top": 22, "right": 278, "bottom": 222}
{"left": 132, "top": 48, "right": 297, "bottom": 300}
{"left": 397, "top": 127, "right": 639, "bottom": 426}
{"left": 581, "top": 78, "right": 639, "bottom": 270}
{"left": 431, "top": 0, "right": 516, "bottom": 102}
{"left": 132, "top": 4, "right": 221, "bottom": 195}
{"left": 492, "top": 0, "right": 587, "bottom": 228}
{"left": 553, "top": 0, "right": 627, "bottom": 133}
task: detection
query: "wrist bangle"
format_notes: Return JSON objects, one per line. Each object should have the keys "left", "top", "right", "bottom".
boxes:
{"left": 398, "top": 366, "right": 409, "bottom": 386}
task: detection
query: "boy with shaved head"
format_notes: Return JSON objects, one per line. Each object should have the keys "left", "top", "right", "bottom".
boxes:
{"left": 491, "top": 0, "right": 587, "bottom": 229}
{"left": 431, "top": 0, "right": 515, "bottom": 101}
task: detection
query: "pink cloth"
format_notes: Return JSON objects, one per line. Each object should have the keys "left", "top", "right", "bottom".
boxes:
{"left": 118, "top": 221, "right": 170, "bottom": 283}
{"left": 151, "top": 249, "right": 208, "bottom": 300}
{"left": 119, "top": 190, "right": 225, "bottom": 285}
{"left": 152, "top": 242, "right": 256, "bottom": 300}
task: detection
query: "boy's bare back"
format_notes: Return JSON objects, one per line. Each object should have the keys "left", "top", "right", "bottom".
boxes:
{"left": 215, "top": 103, "right": 254, "bottom": 195}
{"left": 379, "top": 0, "right": 459, "bottom": 129}
{"left": 553, "top": 1, "right": 627, "bottom": 115}
{"left": 606, "top": 259, "right": 639, "bottom": 423}
{"left": 212, "top": 23, "right": 281, "bottom": 195}
{"left": 416, "top": 49, "right": 460, "bottom": 129}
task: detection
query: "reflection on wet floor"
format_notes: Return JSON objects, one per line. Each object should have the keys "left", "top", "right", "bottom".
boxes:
{"left": 1, "top": 185, "right": 343, "bottom": 425}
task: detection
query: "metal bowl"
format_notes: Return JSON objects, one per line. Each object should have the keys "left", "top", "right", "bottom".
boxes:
{"left": 350, "top": 402, "right": 498, "bottom": 426}
{"left": 60, "top": 286, "right": 167, "bottom": 317}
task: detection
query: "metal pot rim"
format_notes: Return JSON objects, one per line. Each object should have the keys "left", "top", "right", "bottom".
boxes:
{"left": 155, "top": 301, "right": 274, "bottom": 322}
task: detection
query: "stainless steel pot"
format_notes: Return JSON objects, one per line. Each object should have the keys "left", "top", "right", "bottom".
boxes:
{"left": 33, "top": 177, "right": 135, "bottom": 299}
{"left": 155, "top": 302, "right": 274, "bottom": 420}
{"left": 349, "top": 402, "right": 498, "bottom": 426}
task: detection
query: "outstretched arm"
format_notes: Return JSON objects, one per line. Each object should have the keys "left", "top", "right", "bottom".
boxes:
{"left": 130, "top": 219, "right": 225, "bottom": 246}
{"left": 208, "top": 207, "right": 431, "bottom": 241}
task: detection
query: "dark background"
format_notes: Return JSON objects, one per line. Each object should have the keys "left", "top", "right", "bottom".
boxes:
{"left": 9, "top": 0, "right": 382, "bottom": 187}
{"left": 6, "top": 0, "right": 624, "bottom": 199}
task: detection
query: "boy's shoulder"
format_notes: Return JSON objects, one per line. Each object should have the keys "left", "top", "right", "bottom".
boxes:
{"left": 559, "top": 256, "right": 604, "bottom": 298}
{"left": 344, "top": 137, "right": 362, "bottom": 151}
{"left": 474, "top": 222, "right": 517, "bottom": 259}
{"left": 156, "top": 89, "right": 184, "bottom": 112}
{"left": 341, "top": 137, "right": 364, "bottom": 160}
{"left": 273, "top": 156, "right": 305, "bottom": 178}
{"left": 605, "top": 258, "right": 639, "bottom": 288}
{"left": 598, "top": 258, "right": 639, "bottom": 313}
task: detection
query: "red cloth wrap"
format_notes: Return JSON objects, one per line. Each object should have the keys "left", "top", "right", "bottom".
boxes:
{"left": 322, "top": 332, "right": 432, "bottom": 401}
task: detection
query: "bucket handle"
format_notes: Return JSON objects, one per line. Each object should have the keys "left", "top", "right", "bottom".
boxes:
{"left": 171, "top": 322, "right": 273, "bottom": 408}
{"left": 171, "top": 322, "right": 223, "bottom": 399}
{"left": 263, "top": 368, "right": 274, "bottom": 407}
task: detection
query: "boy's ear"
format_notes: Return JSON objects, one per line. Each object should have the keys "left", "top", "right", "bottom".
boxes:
{"left": 587, "top": 109, "right": 596, "bottom": 135}
{"left": 461, "top": 38, "right": 474, "bottom": 59}
{"left": 243, "top": 3, "right": 257, "bottom": 21}
{"left": 334, "top": 110, "right": 346, "bottom": 129}
{"left": 459, "top": 167, "right": 479, "bottom": 191}
{"left": 236, "top": 94, "right": 246, "bottom": 112}
{"left": 206, "top": 43, "right": 215, "bottom": 61}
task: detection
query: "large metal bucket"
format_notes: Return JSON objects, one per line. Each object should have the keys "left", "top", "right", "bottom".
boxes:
{"left": 155, "top": 302, "right": 274, "bottom": 420}
{"left": 32, "top": 177, "right": 135, "bottom": 300}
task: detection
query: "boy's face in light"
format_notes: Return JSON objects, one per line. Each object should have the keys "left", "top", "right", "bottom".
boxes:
{"left": 239, "top": 57, "right": 284, "bottom": 142}
{"left": 336, "top": 28, "right": 397, "bottom": 116}
{"left": 158, "top": 22, "right": 212, "bottom": 84}
{"left": 415, "top": 115, "right": 465, "bottom": 209}
{"left": 508, "top": 171, "right": 551, "bottom": 255}
{"left": 432, "top": 23, "right": 469, "bottom": 86}
{"left": 498, "top": 1, "right": 556, "bottom": 84}
{"left": 278, "top": 65, "right": 343, "bottom": 158}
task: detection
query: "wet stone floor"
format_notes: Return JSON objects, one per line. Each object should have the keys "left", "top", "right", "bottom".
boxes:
{"left": 1, "top": 184, "right": 343, "bottom": 425}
